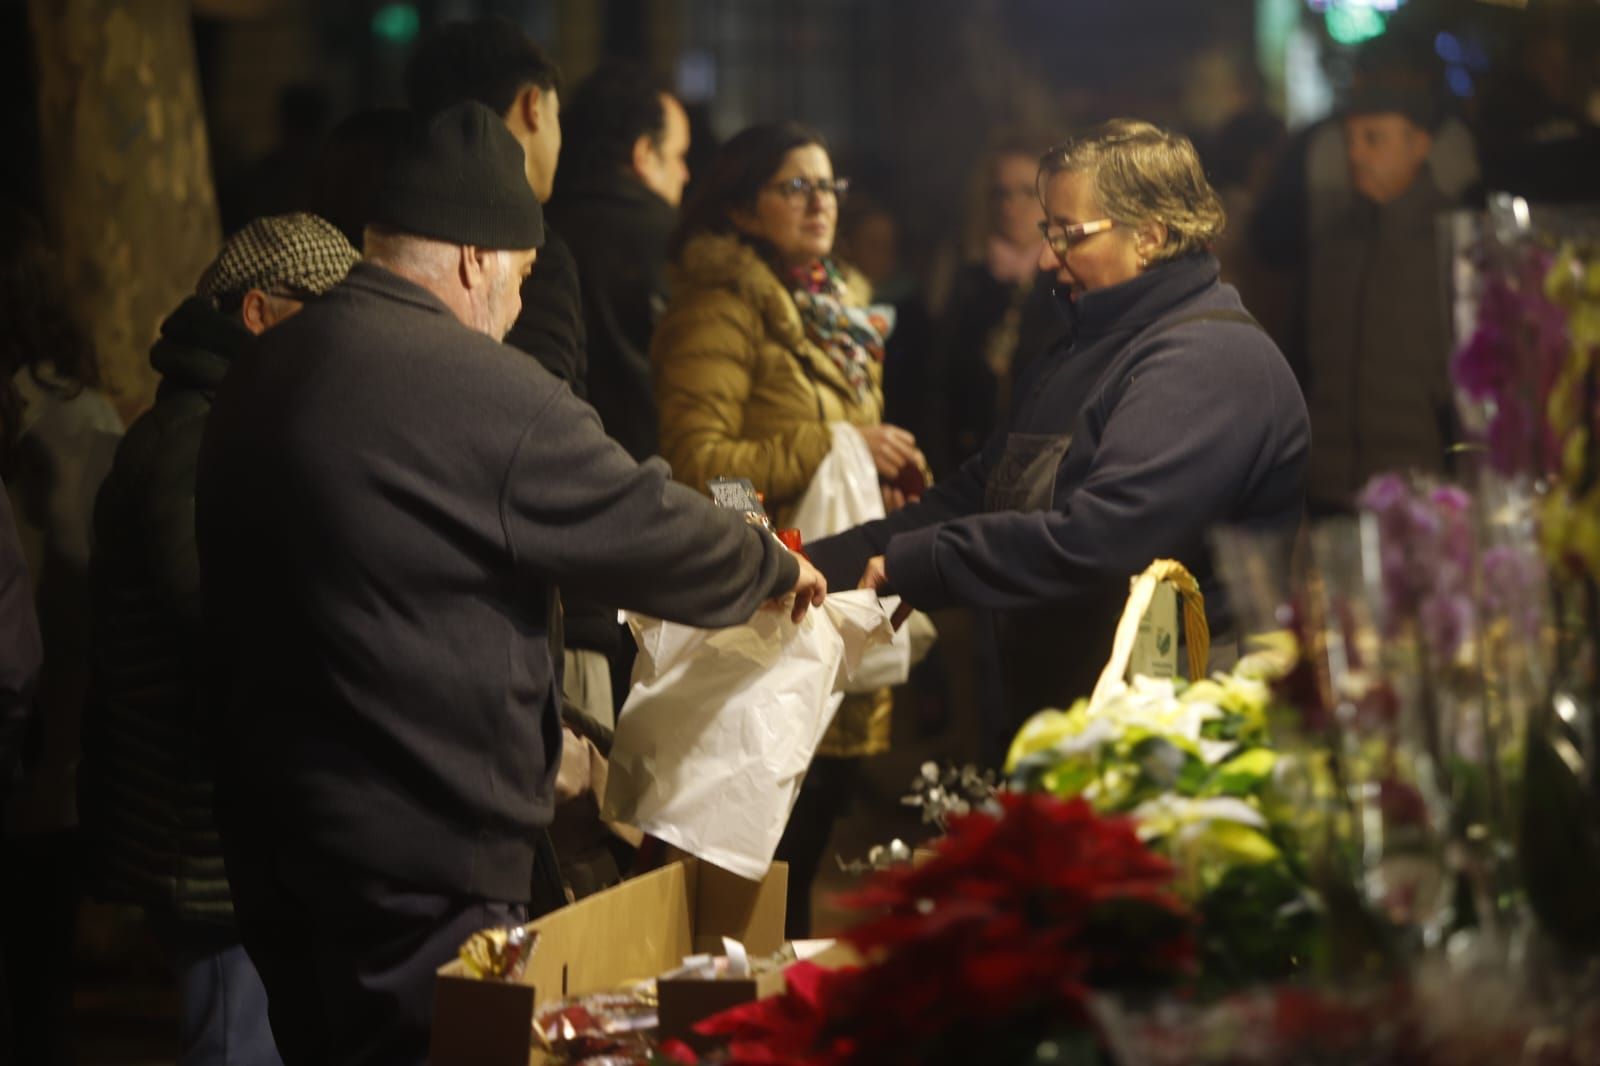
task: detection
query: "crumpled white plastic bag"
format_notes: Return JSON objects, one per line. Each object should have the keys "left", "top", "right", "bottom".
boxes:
{"left": 601, "top": 589, "right": 894, "bottom": 881}
{"left": 790, "top": 422, "right": 885, "bottom": 541}
{"left": 789, "top": 423, "right": 936, "bottom": 693}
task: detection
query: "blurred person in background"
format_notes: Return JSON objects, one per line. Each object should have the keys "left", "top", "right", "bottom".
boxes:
{"left": 404, "top": 16, "right": 583, "bottom": 393}
{"left": 219, "top": 84, "right": 333, "bottom": 236}
{"left": 918, "top": 136, "right": 1055, "bottom": 766}
{"left": 302, "top": 107, "right": 410, "bottom": 249}
{"left": 1250, "top": 37, "right": 1478, "bottom": 382}
{"left": 1300, "top": 78, "right": 1459, "bottom": 514}
{"left": 834, "top": 188, "right": 935, "bottom": 453}
{"left": 82, "top": 212, "right": 360, "bottom": 1066}
{"left": 0, "top": 472, "right": 42, "bottom": 1066}
{"left": 0, "top": 484, "right": 39, "bottom": 819}
{"left": 834, "top": 188, "right": 955, "bottom": 756}
{"left": 924, "top": 135, "right": 1049, "bottom": 480}
{"left": 544, "top": 59, "right": 692, "bottom": 891}
{"left": 653, "top": 121, "right": 923, "bottom": 937}
{"left": 1477, "top": 10, "right": 1600, "bottom": 203}
{"left": 549, "top": 59, "right": 688, "bottom": 467}
{"left": 408, "top": 18, "right": 623, "bottom": 749}
{"left": 0, "top": 205, "right": 123, "bottom": 1066}
{"left": 1207, "top": 108, "right": 1292, "bottom": 350}
{"left": 810, "top": 120, "right": 1309, "bottom": 736}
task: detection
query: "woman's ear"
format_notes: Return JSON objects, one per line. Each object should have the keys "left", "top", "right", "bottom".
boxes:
{"left": 1134, "top": 220, "right": 1168, "bottom": 263}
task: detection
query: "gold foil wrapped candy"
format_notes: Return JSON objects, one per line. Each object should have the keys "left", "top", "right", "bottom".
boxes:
{"left": 459, "top": 925, "right": 535, "bottom": 981}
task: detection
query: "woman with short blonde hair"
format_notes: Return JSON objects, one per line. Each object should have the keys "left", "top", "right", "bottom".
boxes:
{"left": 1037, "top": 118, "right": 1226, "bottom": 264}
{"left": 812, "top": 118, "right": 1311, "bottom": 726}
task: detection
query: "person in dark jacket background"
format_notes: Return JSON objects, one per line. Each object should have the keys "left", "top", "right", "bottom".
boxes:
{"left": 541, "top": 61, "right": 692, "bottom": 894}
{"left": 1301, "top": 81, "right": 1458, "bottom": 513}
{"left": 82, "top": 212, "right": 359, "bottom": 1066}
{"left": 196, "top": 103, "right": 824, "bottom": 1066}
{"left": 0, "top": 477, "right": 42, "bottom": 1066}
{"left": 404, "top": 16, "right": 585, "bottom": 395}
{"left": 0, "top": 481, "right": 39, "bottom": 802}
{"left": 811, "top": 119, "right": 1309, "bottom": 738}
{"left": 546, "top": 60, "right": 690, "bottom": 730}
{"left": 0, "top": 205, "right": 122, "bottom": 1066}
{"left": 403, "top": 17, "right": 635, "bottom": 745}
{"left": 549, "top": 60, "right": 688, "bottom": 467}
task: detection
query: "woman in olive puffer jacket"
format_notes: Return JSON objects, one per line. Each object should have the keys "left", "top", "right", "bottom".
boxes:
{"left": 652, "top": 122, "right": 924, "bottom": 937}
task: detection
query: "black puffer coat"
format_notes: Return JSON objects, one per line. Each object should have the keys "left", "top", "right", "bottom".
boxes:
{"left": 81, "top": 296, "right": 246, "bottom": 926}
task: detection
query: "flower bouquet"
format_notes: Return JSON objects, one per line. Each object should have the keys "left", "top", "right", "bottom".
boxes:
{"left": 1448, "top": 194, "right": 1600, "bottom": 955}
{"left": 684, "top": 792, "right": 1195, "bottom": 1065}
{"left": 1004, "top": 636, "right": 1323, "bottom": 988}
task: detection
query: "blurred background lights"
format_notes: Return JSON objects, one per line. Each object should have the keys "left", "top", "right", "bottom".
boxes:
{"left": 371, "top": 3, "right": 420, "bottom": 45}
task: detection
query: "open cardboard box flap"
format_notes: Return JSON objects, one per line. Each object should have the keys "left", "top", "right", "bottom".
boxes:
{"left": 430, "top": 859, "right": 785, "bottom": 1065}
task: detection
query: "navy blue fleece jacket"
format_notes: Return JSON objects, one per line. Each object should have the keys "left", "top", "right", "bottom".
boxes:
{"left": 809, "top": 253, "right": 1308, "bottom": 634}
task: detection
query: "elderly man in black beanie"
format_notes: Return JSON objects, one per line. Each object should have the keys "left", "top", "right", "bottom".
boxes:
{"left": 196, "top": 102, "right": 826, "bottom": 1066}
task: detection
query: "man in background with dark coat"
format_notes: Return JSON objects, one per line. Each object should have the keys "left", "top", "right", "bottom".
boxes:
{"left": 549, "top": 60, "right": 689, "bottom": 467}
{"left": 0, "top": 478, "right": 42, "bottom": 1063}
{"left": 84, "top": 212, "right": 359, "bottom": 1066}
{"left": 0, "top": 481, "right": 39, "bottom": 809}
{"left": 1299, "top": 81, "right": 1459, "bottom": 512}
{"left": 403, "top": 17, "right": 632, "bottom": 738}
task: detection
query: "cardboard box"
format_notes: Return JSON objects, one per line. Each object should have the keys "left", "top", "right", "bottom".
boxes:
{"left": 430, "top": 859, "right": 786, "bottom": 1065}
{"left": 657, "top": 965, "right": 788, "bottom": 1052}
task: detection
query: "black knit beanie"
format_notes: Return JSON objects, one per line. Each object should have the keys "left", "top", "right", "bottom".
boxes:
{"left": 372, "top": 101, "right": 545, "bottom": 249}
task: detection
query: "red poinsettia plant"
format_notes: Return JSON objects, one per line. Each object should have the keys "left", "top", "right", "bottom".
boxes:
{"left": 688, "top": 793, "right": 1195, "bottom": 1065}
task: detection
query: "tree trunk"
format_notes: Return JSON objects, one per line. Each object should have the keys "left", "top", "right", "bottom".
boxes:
{"left": 28, "top": 0, "right": 222, "bottom": 424}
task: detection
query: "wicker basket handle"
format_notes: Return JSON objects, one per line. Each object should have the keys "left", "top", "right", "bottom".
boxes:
{"left": 1088, "top": 559, "right": 1209, "bottom": 709}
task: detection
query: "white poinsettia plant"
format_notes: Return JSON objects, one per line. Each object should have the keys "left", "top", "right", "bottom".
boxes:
{"left": 1006, "top": 637, "right": 1321, "bottom": 983}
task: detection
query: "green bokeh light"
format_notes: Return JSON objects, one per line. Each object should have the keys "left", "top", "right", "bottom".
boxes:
{"left": 1325, "top": 4, "right": 1388, "bottom": 46}
{"left": 371, "top": 2, "right": 420, "bottom": 44}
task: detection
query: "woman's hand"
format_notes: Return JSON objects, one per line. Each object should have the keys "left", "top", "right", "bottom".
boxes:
{"left": 856, "top": 423, "right": 923, "bottom": 480}
{"left": 881, "top": 484, "right": 907, "bottom": 514}
{"left": 857, "top": 555, "right": 913, "bottom": 629}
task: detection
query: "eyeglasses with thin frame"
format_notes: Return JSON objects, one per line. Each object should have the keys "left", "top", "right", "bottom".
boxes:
{"left": 1037, "top": 218, "right": 1117, "bottom": 258}
{"left": 766, "top": 176, "right": 851, "bottom": 203}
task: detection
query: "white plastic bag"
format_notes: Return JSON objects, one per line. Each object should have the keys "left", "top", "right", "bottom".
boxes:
{"left": 789, "top": 423, "right": 936, "bottom": 693}
{"left": 790, "top": 422, "right": 884, "bottom": 542}
{"left": 601, "top": 590, "right": 894, "bottom": 880}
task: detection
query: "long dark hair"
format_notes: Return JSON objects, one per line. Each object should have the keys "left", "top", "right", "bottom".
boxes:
{"left": 0, "top": 207, "right": 99, "bottom": 473}
{"left": 668, "top": 120, "right": 827, "bottom": 263}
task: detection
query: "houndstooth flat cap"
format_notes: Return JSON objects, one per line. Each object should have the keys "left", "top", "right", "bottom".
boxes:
{"left": 197, "top": 212, "right": 360, "bottom": 303}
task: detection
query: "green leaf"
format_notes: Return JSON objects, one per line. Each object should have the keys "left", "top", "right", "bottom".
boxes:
{"left": 1203, "top": 748, "right": 1279, "bottom": 797}
{"left": 1041, "top": 759, "right": 1098, "bottom": 801}
{"left": 1202, "top": 820, "right": 1281, "bottom": 866}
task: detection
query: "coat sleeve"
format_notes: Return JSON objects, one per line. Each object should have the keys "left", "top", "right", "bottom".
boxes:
{"left": 883, "top": 337, "right": 1300, "bottom": 610}
{"left": 0, "top": 482, "right": 41, "bottom": 787}
{"left": 499, "top": 384, "right": 800, "bottom": 629}
{"left": 806, "top": 448, "right": 991, "bottom": 589}
{"left": 653, "top": 292, "right": 833, "bottom": 506}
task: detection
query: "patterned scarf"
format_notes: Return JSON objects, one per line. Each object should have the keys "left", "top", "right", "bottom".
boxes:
{"left": 788, "top": 258, "right": 895, "bottom": 405}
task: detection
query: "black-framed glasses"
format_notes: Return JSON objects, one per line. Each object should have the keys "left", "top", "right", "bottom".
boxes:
{"left": 1037, "top": 218, "right": 1116, "bottom": 258}
{"left": 767, "top": 176, "right": 850, "bottom": 202}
